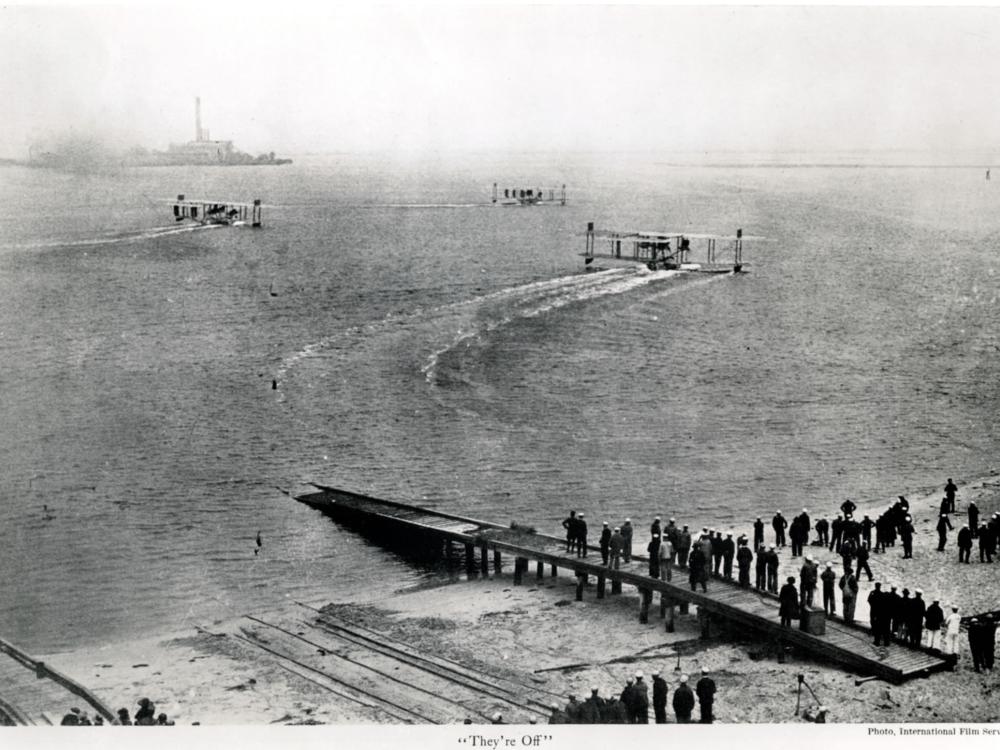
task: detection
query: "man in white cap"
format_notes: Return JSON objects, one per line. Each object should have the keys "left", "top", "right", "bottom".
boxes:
{"left": 765, "top": 545, "right": 780, "bottom": 593}
{"left": 547, "top": 701, "right": 568, "bottom": 724}
{"left": 650, "top": 516, "right": 662, "bottom": 540}
{"left": 609, "top": 526, "right": 624, "bottom": 570}
{"left": 581, "top": 686, "right": 602, "bottom": 723}
{"left": 490, "top": 711, "right": 504, "bottom": 724}
{"left": 943, "top": 605, "right": 962, "bottom": 655}
{"left": 753, "top": 517, "right": 765, "bottom": 549}
{"left": 599, "top": 522, "right": 612, "bottom": 566}
{"left": 672, "top": 674, "right": 695, "bottom": 723}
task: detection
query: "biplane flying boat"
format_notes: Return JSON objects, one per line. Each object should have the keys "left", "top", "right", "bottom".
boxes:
{"left": 492, "top": 183, "right": 566, "bottom": 206}
{"left": 582, "top": 222, "right": 763, "bottom": 274}
{"left": 171, "top": 194, "right": 264, "bottom": 227}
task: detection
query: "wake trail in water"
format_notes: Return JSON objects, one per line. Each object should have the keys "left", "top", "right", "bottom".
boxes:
{"left": 1, "top": 223, "right": 222, "bottom": 250}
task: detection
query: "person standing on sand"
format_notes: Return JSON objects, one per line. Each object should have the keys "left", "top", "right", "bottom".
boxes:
{"left": 255, "top": 530, "right": 263, "bottom": 556}
{"left": 621, "top": 519, "right": 633, "bottom": 563}
{"left": 979, "top": 524, "right": 993, "bottom": 562}
{"left": 860, "top": 515, "right": 874, "bottom": 550}
{"left": 779, "top": 577, "right": 799, "bottom": 627}
{"left": 562, "top": 511, "right": 577, "bottom": 554}
{"left": 829, "top": 514, "right": 844, "bottom": 553}
{"left": 815, "top": 516, "right": 830, "bottom": 547}
{"left": 958, "top": 525, "right": 973, "bottom": 563}
{"left": 652, "top": 670, "right": 668, "bottom": 724}
{"left": 968, "top": 619, "right": 986, "bottom": 672}
{"left": 937, "top": 513, "right": 953, "bottom": 552}
{"left": 839, "top": 566, "right": 858, "bottom": 625}
{"left": 943, "top": 606, "right": 962, "bottom": 655}
{"left": 969, "top": 502, "right": 980, "bottom": 538}
{"left": 547, "top": 702, "right": 569, "bottom": 724}
{"left": 982, "top": 614, "right": 997, "bottom": 671}
{"left": 672, "top": 675, "right": 695, "bottom": 723}
{"left": 855, "top": 544, "right": 873, "bottom": 581}
{"left": 609, "top": 527, "right": 624, "bottom": 570}
{"left": 599, "top": 522, "right": 612, "bottom": 566}
{"left": 695, "top": 668, "right": 716, "bottom": 724}
{"left": 772, "top": 511, "right": 788, "bottom": 548}
{"left": 924, "top": 597, "right": 944, "bottom": 650}
{"left": 618, "top": 679, "right": 635, "bottom": 723}
{"left": 799, "top": 556, "right": 818, "bottom": 608}
{"left": 650, "top": 517, "right": 662, "bottom": 540}
{"left": 900, "top": 516, "right": 915, "bottom": 559}
{"left": 945, "top": 478, "right": 957, "bottom": 513}
{"left": 722, "top": 532, "right": 735, "bottom": 578}
{"left": 753, "top": 517, "right": 765, "bottom": 550}
{"left": 821, "top": 562, "right": 837, "bottom": 615}
{"left": 633, "top": 671, "right": 650, "bottom": 724}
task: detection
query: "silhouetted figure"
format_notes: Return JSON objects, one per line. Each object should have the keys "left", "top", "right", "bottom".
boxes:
{"left": 255, "top": 530, "right": 263, "bottom": 556}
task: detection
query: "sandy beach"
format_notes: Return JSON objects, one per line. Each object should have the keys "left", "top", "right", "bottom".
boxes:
{"left": 34, "top": 475, "right": 999, "bottom": 726}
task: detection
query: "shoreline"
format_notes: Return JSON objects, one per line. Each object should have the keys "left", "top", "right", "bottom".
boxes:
{"left": 30, "top": 472, "right": 998, "bottom": 725}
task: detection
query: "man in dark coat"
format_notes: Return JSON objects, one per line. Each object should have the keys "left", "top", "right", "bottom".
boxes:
{"left": 688, "top": 545, "right": 708, "bottom": 592}
{"left": 799, "top": 556, "right": 818, "bottom": 608}
{"left": 979, "top": 524, "right": 994, "bottom": 563}
{"left": 736, "top": 538, "right": 754, "bottom": 588}
{"left": 789, "top": 515, "right": 805, "bottom": 557}
{"left": 925, "top": 597, "right": 945, "bottom": 650}
{"left": 672, "top": 675, "right": 695, "bottom": 723}
{"left": 580, "top": 688, "right": 602, "bottom": 723}
{"left": 621, "top": 519, "right": 633, "bottom": 563}
{"left": 945, "top": 478, "right": 957, "bottom": 513}
{"left": 958, "top": 525, "right": 973, "bottom": 563}
{"left": 982, "top": 614, "right": 997, "bottom": 671}
{"left": 647, "top": 535, "right": 661, "bottom": 578}
{"left": 855, "top": 544, "right": 873, "bottom": 581}
{"left": 936, "top": 514, "right": 953, "bottom": 552}
{"left": 548, "top": 702, "right": 569, "bottom": 724}
{"left": 650, "top": 517, "right": 662, "bottom": 540}
{"left": 869, "top": 582, "right": 889, "bottom": 645}
{"left": 908, "top": 590, "right": 926, "bottom": 647}
{"left": 779, "top": 576, "right": 799, "bottom": 627}
{"left": 722, "top": 532, "right": 736, "bottom": 578}
{"left": 900, "top": 516, "right": 914, "bottom": 559}
{"left": 970, "top": 619, "right": 986, "bottom": 672}
{"left": 599, "top": 522, "right": 612, "bottom": 566}
{"left": 633, "top": 672, "right": 650, "bottom": 724}
{"left": 609, "top": 527, "right": 624, "bottom": 569}
{"left": 695, "top": 669, "right": 716, "bottom": 724}
{"left": 711, "top": 531, "right": 724, "bottom": 575}
{"left": 651, "top": 670, "right": 668, "bottom": 724}
{"left": 577, "top": 513, "right": 588, "bottom": 557}
{"left": 676, "top": 525, "right": 691, "bottom": 566}
{"left": 765, "top": 545, "right": 780, "bottom": 593}
{"left": 840, "top": 498, "right": 857, "bottom": 518}
{"left": 562, "top": 511, "right": 577, "bottom": 553}
{"left": 829, "top": 514, "right": 844, "bottom": 553}
{"left": 755, "top": 543, "right": 767, "bottom": 590}
{"left": 969, "top": 502, "right": 980, "bottom": 538}
{"left": 886, "top": 585, "right": 903, "bottom": 640}
{"left": 753, "top": 517, "right": 765, "bottom": 550}
{"left": 772, "top": 512, "right": 788, "bottom": 547}
{"left": 820, "top": 561, "right": 837, "bottom": 615}
{"left": 840, "top": 566, "right": 858, "bottom": 623}
{"left": 860, "top": 515, "right": 875, "bottom": 550}
{"left": 618, "top": 679, "right": 636, "bottom": 723}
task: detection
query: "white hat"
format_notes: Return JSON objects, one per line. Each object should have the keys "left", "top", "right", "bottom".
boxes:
{"left": 803, "top": 508, "right": 808, "bottom": 513}
{"left": 591, "top": 685, "right": 599, "bottom": 692}
{"left": 551, "top": 702, "right": 561, "bottom": 710}
{"left": 701, "top": 667, "right": 708, "bottom": 674}
{"left": 655, "top": 516, "right": 661, "bottom": 521}
{"left": 652, "top": 670, "right": 661, "bottom": 676}
{"left": 680, "top": 675, "right": 689, "bottom": 683}
{"left": 625, "top": 518, "right": 631, "bottom": 522}
{"left": 805, "top": 555, "right": 813, "bottom": 561}
{"left": 492, "top": 712, "right": 502, "bottom": 720}
{"left": 579, "top": 513, "right": 585, "bottom": 518}
{"left": 670, "top": 517, "right": 676, "bottom": 522}
{"left": 915, "top": 589, "right": 923, "bottom": 595}
{"left": 825, "top": 562, "right": 833, "bottom": 567}
{"left": 613, "top": 527, "right": 620, "bottom": 532}
{"left": 726, "top": 532, "right": 733, "bottom": 537}
{"left": 635, "top": 670, "right": 644, "bottom": 678}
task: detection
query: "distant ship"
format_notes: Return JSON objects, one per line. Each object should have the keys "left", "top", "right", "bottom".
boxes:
{"left": 27, "top": 97, "right": 291, "bottom": 169}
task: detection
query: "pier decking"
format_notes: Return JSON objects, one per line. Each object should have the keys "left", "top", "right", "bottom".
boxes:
{"left": 0, "top": 637, "right": 115, "bottom": 725}
{"left": 296, "top": 485, "right": 956, "bottom": 685}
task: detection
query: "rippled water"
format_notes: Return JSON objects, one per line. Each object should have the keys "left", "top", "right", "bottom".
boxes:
{"left": 2, "top": 153, "right": 999, "bottom": 652}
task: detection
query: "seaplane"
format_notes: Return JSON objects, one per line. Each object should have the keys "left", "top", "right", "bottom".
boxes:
{"left": 492, "top": 183, "right": 566, "bottom": 206}
{"left": 582, "top": 222, "right": 763, "bottom": 274}
{"left": 171, "top": 194, "right": 264, "bottom": 227}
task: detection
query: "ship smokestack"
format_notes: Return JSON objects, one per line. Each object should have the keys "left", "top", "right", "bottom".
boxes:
{"left": 195, "top": 96, "right": 202, "bottom": 142}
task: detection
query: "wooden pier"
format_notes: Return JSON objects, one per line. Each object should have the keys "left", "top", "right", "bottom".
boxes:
{"left": 296, "top": 485, "right": 957, "bottom": 685}
{"left": 0, "top": 637, "right": 116, "bottom": 725}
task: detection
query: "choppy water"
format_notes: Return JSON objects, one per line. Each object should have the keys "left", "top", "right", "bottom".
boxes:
{"left": 2, "top": 153, "right": 1000, "bottom": 652}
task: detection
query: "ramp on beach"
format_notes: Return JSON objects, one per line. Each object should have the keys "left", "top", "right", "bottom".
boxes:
{"left": 296, "top": 485, "right": 956, "bottom": 685}
{"left": 0, "top": 637, "right": 116, "bottom": 725}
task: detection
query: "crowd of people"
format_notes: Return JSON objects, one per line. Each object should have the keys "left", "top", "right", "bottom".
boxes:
{"left": 60, "top": 697, "right": 176, "bottom": 726}
{"left": 547, "top": 669, "right": 717, "bottom": 724}
{"left": 560, "top": 477, "right": 998, "bottom": 665}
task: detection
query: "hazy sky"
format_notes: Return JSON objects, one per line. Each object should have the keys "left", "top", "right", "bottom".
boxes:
{"left": 4, "top": 4, "right": 1000, "bottom": 157}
